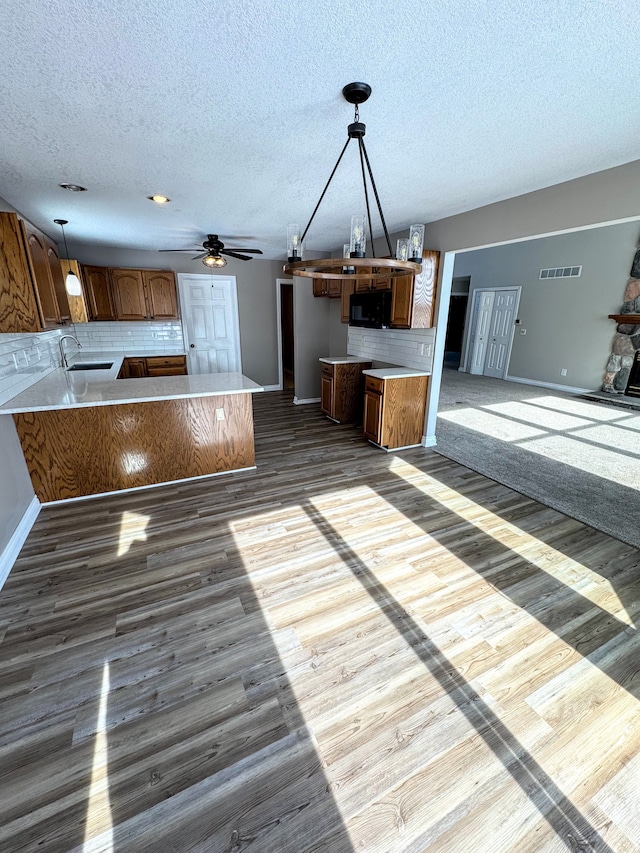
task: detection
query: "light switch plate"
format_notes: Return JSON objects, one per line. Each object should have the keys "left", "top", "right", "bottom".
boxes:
{"left": 216, "top": 408, "right": 225, "bottom": 421}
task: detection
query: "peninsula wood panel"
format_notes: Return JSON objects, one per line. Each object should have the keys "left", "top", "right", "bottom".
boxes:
{"left": 14, "top": 393, "right": 255, "bottom": 502}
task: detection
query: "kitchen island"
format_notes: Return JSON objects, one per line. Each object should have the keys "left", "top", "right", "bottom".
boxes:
{"left": 1, "top": 359, "right": 263, "bottom": 503}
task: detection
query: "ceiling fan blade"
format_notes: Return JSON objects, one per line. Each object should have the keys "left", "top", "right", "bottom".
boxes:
{"left": 159, "top": 248, "right": 200, "bottom": 252}
{"left": 223, "top": 250, "right": 252, "bottom": 261}
{"left": 227, "top": 248, "right": 263, "bottom": 254}
{"left": 192, "top": 252, "right": 208, "bottom": 260}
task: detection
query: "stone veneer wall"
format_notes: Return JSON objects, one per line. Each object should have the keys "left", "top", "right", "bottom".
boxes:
{"left": 602, "top": 249, "right": 640, "bottom": 393}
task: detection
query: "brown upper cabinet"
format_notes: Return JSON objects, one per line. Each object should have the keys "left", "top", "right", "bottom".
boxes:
{"left": 312, "top": 278, "right": 341, "bottom": 298}
{"left": 390, "top": 249, "right": 440, "bottom": 329}
{"left": 110, "top": 269, "right": 148, "bottom": 320}
{"left": 0, "top": 212, "right": 70, "bottom": 333}
{"left": 81, "top": 266, "right": 179, "bottom": 321}
{"left": 143, "top": 270, "right": 179, "bottom": 319}
{"left": 83, "top": 266, "right": 116, "bottom": 321}
{"left": 21, "top": 219, "right": 70, "bottom": 327}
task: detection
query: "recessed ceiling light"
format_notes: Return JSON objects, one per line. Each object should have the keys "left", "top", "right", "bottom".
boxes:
{"left": 147, "top": 194, "right": 171, "bottom": 204}
{"left": 59, "top": 183, "right": 87, "bottom": 192}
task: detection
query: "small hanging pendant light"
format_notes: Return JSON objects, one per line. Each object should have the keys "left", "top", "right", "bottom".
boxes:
{"left": 53, "top": 219, "right": 83, "bottom": 296}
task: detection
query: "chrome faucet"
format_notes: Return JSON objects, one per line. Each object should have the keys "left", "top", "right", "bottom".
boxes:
{"left": 59, "top": 334, "right": 82, "bottom": 368}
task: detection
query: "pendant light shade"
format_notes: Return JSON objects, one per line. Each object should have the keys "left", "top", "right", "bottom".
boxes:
{"left": 65, "top": 272, "right": 82, "bottom": 296}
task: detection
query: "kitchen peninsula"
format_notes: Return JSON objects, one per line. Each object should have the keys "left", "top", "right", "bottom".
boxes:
{"left": 1, "top": 356, "right": 263, "bottom": 502}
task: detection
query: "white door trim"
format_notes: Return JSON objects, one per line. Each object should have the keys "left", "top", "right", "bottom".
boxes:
{"left": 275, "top": 278, "right": 290, "bottom": 391}
{"left": 177, "top": 273, "right": 241, "bottom": 374}
{"left": 461, "top": 285, "right": 521, "bottom": 377}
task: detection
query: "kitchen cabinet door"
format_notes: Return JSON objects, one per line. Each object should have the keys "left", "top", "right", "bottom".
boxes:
{"left": 313, "top": 279, "right": 329, "bottom": 297}
{"left": 363, "top": 388, "right": 383, "bottom": 443}
{"left": 0, "top": 212, "right": 42, "bottom": 333}
{"left": 341, "top": 278, "right": 354, "bottom": 323}
{"left": 44, "top": 237, "right": 71, "bottom": 324}
{"left": 327, "top": 279, "right": 342, "bottom": 298}
{"left": 321, "top": 371, "right": 334, "bottom": 417}
{"left": 142, "top": 270, "right": 179, "bottom": 319}
{"left": 146, "top": 355, "right": 187, "bottom": 376}
{"left": 111, "top": 269, "right": 147, "bottom": 320}
{"left": 390, "top": 275, "right": 413, "bottom": 329}
{"left": 83, "top": 266, "right": 115, "bottom": 320}
{"left": 22, "top": 221, "right": 59, "bottom": 327}
{"left": 60, "top": 260, "right": 89, "bottom": 323}
{"left": 121, "top": 357, "right": 147, "bottom": 378}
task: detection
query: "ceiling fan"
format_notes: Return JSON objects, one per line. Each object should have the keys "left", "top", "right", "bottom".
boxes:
{"left": 159, "top": 234, "right": 263, "bottom": 267}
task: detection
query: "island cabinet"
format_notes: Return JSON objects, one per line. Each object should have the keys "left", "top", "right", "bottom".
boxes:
{"left": 363, "top": 372, "right": 429, "bottom": 450}
{"left": 0, "top": 212, "right": 72, "bottom": 333}
{"left": 320, "top": 359, "right": 372, "bottom": 423}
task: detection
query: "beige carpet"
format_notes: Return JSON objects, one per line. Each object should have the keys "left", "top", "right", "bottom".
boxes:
{"left": 435, "top": 369, "right": 640, "bottom": 549}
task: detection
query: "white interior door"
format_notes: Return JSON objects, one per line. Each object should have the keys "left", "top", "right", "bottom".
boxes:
{"left": 484, "top": 289, "right": 518, "bottom": 378}
{"left": 178, "top": 274, "right": 242, "bottom": 374}
{"left": 469, "top": 290, "right": 495, "bottom": 374}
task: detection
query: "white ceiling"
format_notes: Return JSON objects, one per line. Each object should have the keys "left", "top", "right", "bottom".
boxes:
{"left": 1, "top": 0, "right": 639, "bottom": 261}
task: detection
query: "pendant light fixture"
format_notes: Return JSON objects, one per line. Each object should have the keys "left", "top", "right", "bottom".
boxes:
{"left": 53, "top": 219, "right": 83, "bottom": 296}
{"left": 283, "top": 83, "right": 423, "bottom": 282}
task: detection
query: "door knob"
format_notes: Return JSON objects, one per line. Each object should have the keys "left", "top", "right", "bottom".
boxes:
{"left": 190, "top": 343, "right": 195, "bottom": 348}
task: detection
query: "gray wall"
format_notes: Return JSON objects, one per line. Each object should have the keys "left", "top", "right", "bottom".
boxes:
{"left": 453, "top": 221, "right": 640, "bottom": 389}
{"left": 292, "top": 277, "right": 332, "bottom": 400}
{"left": 72, "top": 245, "right": 283, "bottom": 388}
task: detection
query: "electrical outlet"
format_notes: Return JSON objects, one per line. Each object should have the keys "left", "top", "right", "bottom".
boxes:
{"left": 216, "top": 407, "right": 225, "bottom": 421}
{"left": 419, "top": 343, "right": 425, "bottom": 355}
{"left": 560, "top": 368, "right": 567, "bottom": 376}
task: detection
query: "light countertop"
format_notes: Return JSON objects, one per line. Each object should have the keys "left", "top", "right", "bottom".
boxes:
{"left": 318, "top": 356, "right": 373, "bottom": 365}
{"left": 362, "top": 368, "right": 431, "bottom": 380}
{"left": 1, "top": 356, "right": 263, "bottom": 414}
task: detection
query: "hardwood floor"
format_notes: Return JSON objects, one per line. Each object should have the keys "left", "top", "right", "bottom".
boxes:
{"left": 1, "top": 390, "right": 640, "bottom": 851}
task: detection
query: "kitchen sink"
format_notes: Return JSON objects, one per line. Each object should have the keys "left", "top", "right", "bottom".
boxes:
{"left": 67, "top": 362, "right": 114, "bottom": 371}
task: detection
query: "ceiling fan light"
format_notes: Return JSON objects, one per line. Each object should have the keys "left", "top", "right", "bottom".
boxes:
{"left": 147, "top": 194, "right": 171, "bottom": 204}
{"left": 203, "top": 254, "right": 226, "bottom": 268}
{"left": 65, "top": 272, "right": 82, "bottom": 296}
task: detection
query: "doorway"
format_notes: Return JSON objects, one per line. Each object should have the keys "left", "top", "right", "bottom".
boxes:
{"left": 465, "top": 287, "right": 520, "bottom": 379}
{"left": 277, "top": 279, "right": 294, "bottom": 390}
{"left": 444, "top": 277, "right": 470, "bottom": 369}
{"left": 177, "top": 274, "right": 242, "bottom": 374}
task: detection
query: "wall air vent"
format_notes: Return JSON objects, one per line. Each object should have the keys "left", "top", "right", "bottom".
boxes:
{"left": 539, "top": 265, "right": 582, "bottom": 280}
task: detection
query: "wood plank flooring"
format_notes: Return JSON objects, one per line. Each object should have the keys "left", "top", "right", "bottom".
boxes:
{"left": 2, "top": 390, "right": 640, "bottom": 852}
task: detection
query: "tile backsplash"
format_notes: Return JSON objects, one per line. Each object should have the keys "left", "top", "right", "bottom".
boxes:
{"left": 0, "top": 321, "right": 185, "bottom": 406}
{"left": 0, "top": 330, "right": 60, "bottom": 406}
{"left": 347, "top": 326, "right": 435, "bottom": 371}
{"left": 73, "top": 321, "right": 184, "bottom": 352}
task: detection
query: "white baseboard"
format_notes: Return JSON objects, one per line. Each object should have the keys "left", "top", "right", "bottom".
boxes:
{"left": 0, "top": 496, "right": 41, "bottom": 592}
{"left": 262, "top": 384, "right": 281, "bottom": 392}
{"left": 422, "top": 435, "right": 437, "bottom": 448}
{"left": 505, "top": 375, "right": 590, "bottom": 395}
{"left": 293, "top": 396, "right": 321, "bottom": 405}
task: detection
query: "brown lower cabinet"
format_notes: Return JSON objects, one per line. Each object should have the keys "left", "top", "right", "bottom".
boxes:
{"left": 363, "top": 373, "right": 429, "bottom": 449}
{"left": 320, "top": 360, "right": 372, "bottom": 423}
{"left": 118, "top": 355, "right": 187, "bottom": 378}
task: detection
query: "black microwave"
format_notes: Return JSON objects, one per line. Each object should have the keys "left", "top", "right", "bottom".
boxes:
{"left": 349, "top": 289, "right": 392, "bottom": 328}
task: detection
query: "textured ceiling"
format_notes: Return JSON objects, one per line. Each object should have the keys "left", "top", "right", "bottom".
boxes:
{"left": 0, "top": 0, "right": 639, "bottom": 260}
